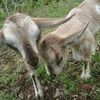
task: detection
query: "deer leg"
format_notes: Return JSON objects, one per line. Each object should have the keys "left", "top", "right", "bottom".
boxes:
{"left": 80, "top": 32, "right": 96, "bottom": 80}
{"left": 44, "top": 61, "right": 50, "bottom": 76}
{"left": 81, "top": 43, "right": 92, "bottom": 80}
{"left": 72, "top": 45, "right": 81, "bottom": 61}
{"left": 81, "top": 58, "right": 91, "bottom": 80}
{"left": 29, "top": 69, "right": 43, "bottom": 100}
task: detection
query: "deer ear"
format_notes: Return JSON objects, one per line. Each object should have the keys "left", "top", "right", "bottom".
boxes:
{"left": 0, "top": 30, "right": 5, "bottom": 47}
{"left": 60, "top": 22, "right": 89, "bottom": 47}
{"left": 32, "top": 13, "right": 75, "bottom": 29}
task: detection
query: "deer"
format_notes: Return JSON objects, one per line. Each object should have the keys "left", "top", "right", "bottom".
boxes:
{"left": 39, "top": 0, "right": 100, "bottom": 82}
{"left": 0, "top": 13, "right": 74, "bottom": 100}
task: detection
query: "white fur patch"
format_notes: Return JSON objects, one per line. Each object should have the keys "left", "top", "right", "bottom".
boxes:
{"left": 3, "top": 16, "right": 40, "bottom": 58}
{"left": 24, "top": 17, "right": 40, "bottom": 38}
{"left": 3, "top": 24, "right": 26, "bottom": 59}
{"left": 81, "top": 73, "right": 91, "bottom": 80}
{"left": 3, "top": 24, "right": 18, "bottom": 48}
{"left": 96, "top": 5, "right": 100, "bottom": 15}
{"left": 44, "top": 63, "right": 50, "bottom": 75}
{"left": 81, "top": 66, "right": 91, "bottom": 80}
{"left": 30, "top": 70, "right": 43, "bottom": 98}
{"left": 24, "top": 17, "right": 40, "bottom": 53}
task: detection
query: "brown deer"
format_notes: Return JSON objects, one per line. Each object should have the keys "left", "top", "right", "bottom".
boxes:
{"left": 0, "top": 13, "right": 74, "bottom": 99}
{"left": 39, "top": 0, "right": 100, "bottom": 81}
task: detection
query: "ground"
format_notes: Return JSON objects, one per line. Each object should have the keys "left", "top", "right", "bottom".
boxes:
{"left": 0, "top": 46, "right": 100, "bottom": 100}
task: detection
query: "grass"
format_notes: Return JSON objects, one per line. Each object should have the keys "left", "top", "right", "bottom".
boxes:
{"left": 0, "top": 0, "right": 100, "bottom": 100}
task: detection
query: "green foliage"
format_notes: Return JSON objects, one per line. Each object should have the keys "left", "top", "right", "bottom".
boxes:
{"left": 92, "top": 52, "right": 100, "bottom": 63}
{"left": 57, "top": 72, "right": 77, "bottom": 94}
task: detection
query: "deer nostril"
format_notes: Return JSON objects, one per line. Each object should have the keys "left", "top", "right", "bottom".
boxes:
{"left": 27, "top": 60, "right": 33, "bottom": 66}
{"left": 50, "top": 73, "right": 57, "bottom": 79}
{"left": 27, "top": 61, "right": 33, "bottom": 66}
{"left": 27, "top": 60, "right": 39, "bottom": 70}
{"left": 53, "top": 74, "right": 57, "bottom": 77}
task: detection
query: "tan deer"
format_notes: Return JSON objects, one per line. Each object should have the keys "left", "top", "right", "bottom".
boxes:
{"left": 39, "top": 0, "right": 100, "bottom": 81}
{"left": 0, "top": 13, "right": 74, "bottom": 100}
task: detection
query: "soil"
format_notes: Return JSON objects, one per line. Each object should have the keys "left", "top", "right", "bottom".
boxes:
{"left": 17, "top": 68, "right": 95, "bottom": 100}
{"left": 0, "top": 47, "right": 99, "bottom": 100}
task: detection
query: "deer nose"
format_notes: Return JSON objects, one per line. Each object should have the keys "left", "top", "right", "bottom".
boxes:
{"left": 49, "top": 73, "right": 57, "bottom": 80}
{"left": 52, "top": 73, "right": 57, "bottom": 77}
{"left": 27, "top": 60, "right": 39, "bottom": 70}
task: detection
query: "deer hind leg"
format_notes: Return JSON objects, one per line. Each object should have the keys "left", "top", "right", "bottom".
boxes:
{"left": 29, "top": 68, "right": 43, "bottom": 100}
{"left": 81, "top": 57, "right": 91, "bottom": 80}
{"left": 80, "top": 32, "right": 96, "bottom": 80}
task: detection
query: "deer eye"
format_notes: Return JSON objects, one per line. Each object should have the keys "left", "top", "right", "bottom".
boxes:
{"left": 57, "top": 56, "right": 63, "bottom": 65}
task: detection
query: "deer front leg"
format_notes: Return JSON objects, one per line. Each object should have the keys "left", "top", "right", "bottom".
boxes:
{"left": 81, "top": 59, "right": 91, "bottom": 80}
{"left": 29, "top": 69, "right": 43, "bottom": 100}
{"left": 72, "top": 45, "right": 81, "bottom": 61}
{"left": 81, "top": 43, "right": 92, "bottom": 80}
